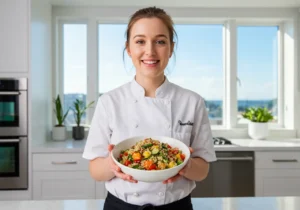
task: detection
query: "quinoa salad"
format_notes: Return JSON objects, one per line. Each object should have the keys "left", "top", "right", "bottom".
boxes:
{"left": 117, "top": 138, "right": 186, "bottom": 170}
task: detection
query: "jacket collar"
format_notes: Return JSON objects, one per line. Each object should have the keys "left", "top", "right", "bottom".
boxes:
{"left": 130, "top": 76, "right": 170, "bottom": 99}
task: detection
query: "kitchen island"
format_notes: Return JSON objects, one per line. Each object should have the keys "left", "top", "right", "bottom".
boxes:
{"left": 1, "top": 197, "right": 300, "bottom": 210}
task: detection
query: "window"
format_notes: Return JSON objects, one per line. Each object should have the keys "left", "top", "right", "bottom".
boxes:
{"left": 56, "top": 18, "right": 291, "bottom": 133}
{"left": 237, "top": 26, "right": 278, "bottom": 124}
{"left": 98, "top": 24, "right": 133, "bottom": 95}
{"left": 62, "top": 24, "right": 87, "bottom": 126}
{"left": 169, "top": 25, "right": 224, "bottom": 125}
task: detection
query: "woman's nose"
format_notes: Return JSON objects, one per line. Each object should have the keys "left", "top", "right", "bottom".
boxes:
{"left": 145, "top": 43, "right": 156, "bottom": 56}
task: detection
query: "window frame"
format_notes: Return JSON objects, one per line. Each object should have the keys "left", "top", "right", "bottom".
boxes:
{"left": 234, "top": 22, "right": 284, "bottom": 129}
{"left": 55, "top": 19, "right": 89, "bottom": 128}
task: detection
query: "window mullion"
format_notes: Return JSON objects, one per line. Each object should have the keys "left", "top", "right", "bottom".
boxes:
{"left": 55, "top": 20, "right": 64, "bottom": 127}
{"left": 278, "top": 23, "right": 284, "bottom": 128}
{"left": 224, "top": 20, "right": 237, "bottom": 129}
{"left": 87, "top": 18, "right": 98, "bottom": 124}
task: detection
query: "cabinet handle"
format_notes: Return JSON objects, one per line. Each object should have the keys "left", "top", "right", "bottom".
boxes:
{"left": 217, "top": 157, "right": 253, "bottom": 161}
{"left": 51, "top": 161, "right": 77, "bottom": 165}
{"left": 272, "top": 159, "right": 298, "bottom": 163}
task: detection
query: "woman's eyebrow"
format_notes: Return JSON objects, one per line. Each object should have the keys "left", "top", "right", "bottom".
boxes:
{"left": 133, "top": 34, "right": 168, "bottom": 39}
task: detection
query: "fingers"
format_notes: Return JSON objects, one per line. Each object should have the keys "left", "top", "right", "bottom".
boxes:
{"left": 163, "top": 174, "right": 181, "bottom": 184}
{"left": 113, "top": 170, "right": 138, "bottom": 183}
{"left": 107, "top": 145, "right": 138, "bottom": 183}
{"left": 108, "top": 144, "right": 115, "bottom": 152}
{"left": 189, "top": 147, "right": 194, "bottom": 154}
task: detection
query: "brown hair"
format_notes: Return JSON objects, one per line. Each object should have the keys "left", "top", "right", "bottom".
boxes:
{"left": 123, "top": 7, "right": 177, "bottom": 67}
{"left": 125, "top": 6, "right": 177, "bottom": 45}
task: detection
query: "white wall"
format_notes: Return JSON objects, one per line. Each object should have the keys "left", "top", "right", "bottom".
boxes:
{"left": 31, "top": 0, "right": 52, "bottom": 145}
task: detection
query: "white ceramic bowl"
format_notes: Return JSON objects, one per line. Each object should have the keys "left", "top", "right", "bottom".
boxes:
{"left": 111, "top": 136, "right": 190, "bottom": 182}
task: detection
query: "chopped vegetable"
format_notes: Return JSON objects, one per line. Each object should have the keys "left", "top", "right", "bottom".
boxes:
{"left": 132, "top": 152, "right": 142, "bottom": 161}
{"left": 117, "top": 138, "right": 186, "bottom": 170}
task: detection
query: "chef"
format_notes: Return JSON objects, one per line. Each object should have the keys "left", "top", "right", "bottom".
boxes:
{"left": 83, "top": 6, "right": 217, "bottom": 210}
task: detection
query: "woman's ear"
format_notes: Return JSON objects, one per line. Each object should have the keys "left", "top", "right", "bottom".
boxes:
{"left": 169, "top": 42, "right": 175, "bottom": 58}
{"left": 126, "top": 41, "right": 131, "bottom": 57}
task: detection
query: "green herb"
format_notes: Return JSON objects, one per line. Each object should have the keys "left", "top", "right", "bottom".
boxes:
{"left": 242, "top": 107, "right": 274, "bottom": 123}
{"left": 128, "top": 154, "right": 133, "bottom": 161}
{"left": 142, "top": 143, "right": 153, "bottom": 149}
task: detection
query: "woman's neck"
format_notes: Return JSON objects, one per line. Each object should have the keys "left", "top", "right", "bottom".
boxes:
{"left": 135, "top": 75, "right": 165, "bottom": 98}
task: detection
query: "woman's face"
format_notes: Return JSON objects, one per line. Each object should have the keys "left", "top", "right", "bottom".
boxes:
{"left": 126, "top": 18, "right": 174, "bottom": 80}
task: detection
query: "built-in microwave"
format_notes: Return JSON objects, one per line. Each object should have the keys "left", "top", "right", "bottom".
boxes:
{"left": 0, "top": 78, "right": 27, "bottom": 136}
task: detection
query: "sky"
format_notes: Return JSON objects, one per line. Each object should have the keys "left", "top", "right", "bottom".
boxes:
{"left": 63, "top": 24, "right": 278, "bottom": 101}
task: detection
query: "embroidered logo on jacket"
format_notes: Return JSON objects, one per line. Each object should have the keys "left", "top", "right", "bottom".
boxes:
{"left": 178, "top": 120, "right": 193, "bottom": 126}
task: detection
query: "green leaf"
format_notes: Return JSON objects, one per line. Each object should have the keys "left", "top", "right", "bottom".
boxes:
{"left": 53, "top": 94, "right": 69, "bottom": 126}
{"left": 241, "top": 106, "right": 274, "bottom": 123}
{"left": 72, "top": 98, "right": 95, "bottom": 126}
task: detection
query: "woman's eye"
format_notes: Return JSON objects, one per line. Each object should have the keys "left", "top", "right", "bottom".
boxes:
{"left": 136, "top": 40, "right": 145, "bottom": 44}
{"left": 157, "top": 40, "right": 166, "bottom": 45}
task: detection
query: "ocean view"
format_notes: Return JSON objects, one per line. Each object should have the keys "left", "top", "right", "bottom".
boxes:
{"left": 62, "top": 94, "right": 277, "bottom": 125}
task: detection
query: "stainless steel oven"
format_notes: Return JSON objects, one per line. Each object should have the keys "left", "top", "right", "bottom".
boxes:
{"left": 192, "top": 151, "right": 255, "bottom": 197}
{"left": 0, "top": 78, "right": 27, "bottom": 136}
{"left": 0, "top": 137, "right": 28, "bottom": 190}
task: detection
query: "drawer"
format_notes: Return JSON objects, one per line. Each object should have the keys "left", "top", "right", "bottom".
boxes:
{"left": 255, "top": 151, "right": 300, "bottom": 169}
{"left": 33, "top": 153, "right": 89, "bottom": 171}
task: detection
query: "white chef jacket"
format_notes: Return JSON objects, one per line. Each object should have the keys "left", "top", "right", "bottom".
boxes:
{"left": 82, "top": 77, "right": 217, "bottom": 206}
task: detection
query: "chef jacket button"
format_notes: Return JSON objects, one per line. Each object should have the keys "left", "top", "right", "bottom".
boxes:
{"left": 133, "top": 192, "right": 139, "bottom": 197}
{"left": 134, "top": 99, "right": 138, "bottom": 103}
{"left": 135, "top": 124, "right": 139, "bottom": 128}
{"left": 158, "top": 192, "right": 164, "bottom": 197}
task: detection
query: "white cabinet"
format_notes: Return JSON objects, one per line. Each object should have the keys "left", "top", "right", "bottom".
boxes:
{"left": 255, "top": 151, "right": 300, "bottom": 196}
{"left": 32, "top": 153, "right": 106, "bottom": 200}
{"left": 0, "top": 0, "right": 30, "bottom": 73}
{"left": 33, "top": 171, "right": 95, "bottom": 200}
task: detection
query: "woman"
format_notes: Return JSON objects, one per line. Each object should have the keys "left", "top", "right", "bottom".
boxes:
{"left": 83, "top": 6, "right": 217, "bottom": 210}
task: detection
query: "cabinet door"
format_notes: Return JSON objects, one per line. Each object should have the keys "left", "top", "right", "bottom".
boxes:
{"left": 96, "top": 181, "right": 107, "bottom": 199}
{"left": 0, "top": 0, "right": 29, "bottom": 72}
{"left": 33, "top": 171, "right": 95, "bottom": 200}
{"left": 255, "top": 169, "right": 300, "bottom": 196}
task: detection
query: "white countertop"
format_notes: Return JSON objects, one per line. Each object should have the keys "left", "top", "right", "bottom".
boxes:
{"left": 31, "top": 138, "right": 300, "bottom": 153}
{"left": 1, "top": 197, "right": 300, "bottom": 210}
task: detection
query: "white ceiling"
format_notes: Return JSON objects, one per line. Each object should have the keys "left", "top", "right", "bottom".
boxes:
{"left": 50, "top": 0, "right": 300, "bottom": 8}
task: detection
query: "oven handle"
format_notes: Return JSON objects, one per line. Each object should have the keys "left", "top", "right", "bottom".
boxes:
{"left": 0, "top": 91, "right": 21, "bottom": 95}
{"left": 0, "top": 139, "right": 20, "bottom": 143}
{"left": 51, "top": 161, "right": 78, "bottom": 165}
{"left": 217, "top": 156, "right": 254, "bottom": 161}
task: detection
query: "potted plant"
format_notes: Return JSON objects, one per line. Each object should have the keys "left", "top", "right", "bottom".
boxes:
{"left": 52, "top": 95, "right": 70, "bottom": 141}
{"left": 242, "top": 107, "right": 274, "bottom": 140}
{"left": 72, "top": 99, "right": 94, "bottom": 140}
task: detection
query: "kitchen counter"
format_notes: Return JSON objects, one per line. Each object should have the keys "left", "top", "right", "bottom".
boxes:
{"left": 1, "top": 197, "right": 300, "bottom": 210}
{"left": 32, "top": 138, "right": 300, "bottom": 153}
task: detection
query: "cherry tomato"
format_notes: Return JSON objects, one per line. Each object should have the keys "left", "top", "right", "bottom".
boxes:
{"left": 124, "top": 160, "right": 131, "bottom": 166}
{"left": 180, "top": 154, "right": 185, "bottom": 161}
{"left": 148, "top": 163, "right": 157, "bottom": 170}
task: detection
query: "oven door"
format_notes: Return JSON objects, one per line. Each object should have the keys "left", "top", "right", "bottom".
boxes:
{"left": 0, "top": 90, "right": 27, "bottom": 136}
{"left": 0, "top": 137, "right": 28, "bottom": 190}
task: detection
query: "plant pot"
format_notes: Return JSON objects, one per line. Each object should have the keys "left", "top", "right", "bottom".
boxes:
{"left": 72, "top": 126, "right": 85, "bottom": 140}
{"left": 52, "top": 126, "right": 67, "bottom": 141}
{"left": 248, "top": 121, "right": 269, "bottom": 140}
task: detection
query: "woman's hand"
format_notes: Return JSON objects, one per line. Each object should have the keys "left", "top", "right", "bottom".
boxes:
{"left": 162, "top": 147, "right": 194, "bottom": 184}
{"left": 108, "top": 144, "right": 138, "bottom": 183}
